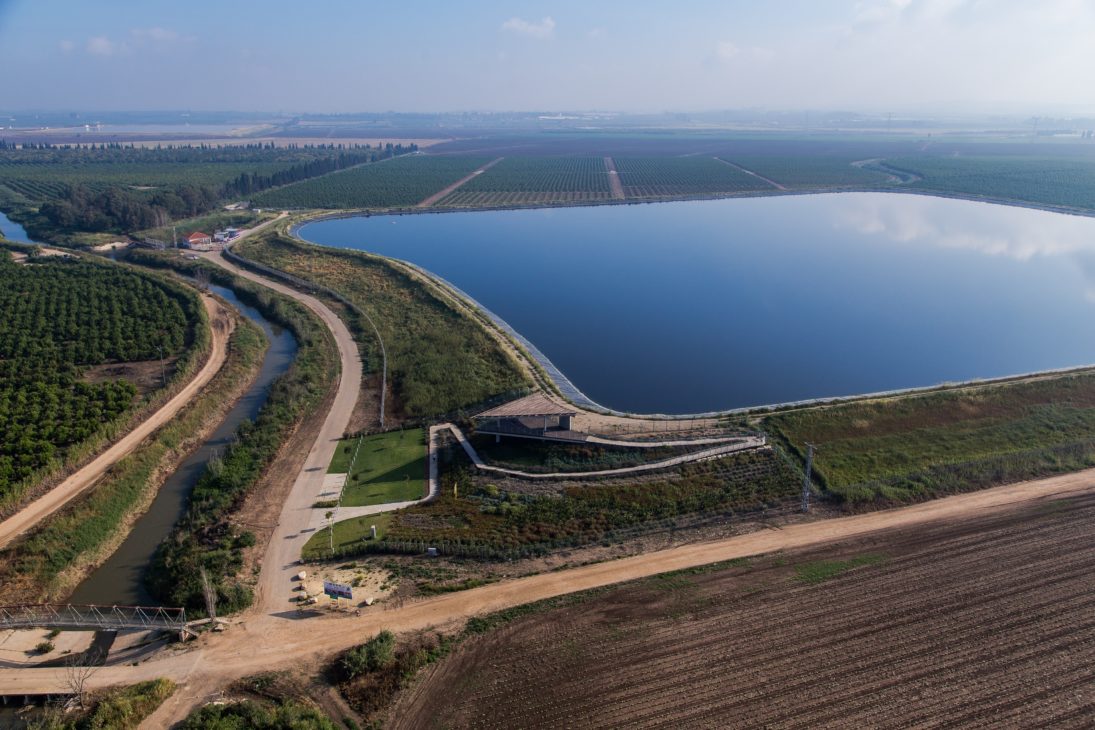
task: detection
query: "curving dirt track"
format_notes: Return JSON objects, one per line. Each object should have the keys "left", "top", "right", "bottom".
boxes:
{"left": 198, "top": 246, "right": 362, "bottom": 614}
{"left": 391, "top": 490, "right": 1095, "bottom": 729}
{"left": 0, "top": 294, "right": 234, "bottom": 550}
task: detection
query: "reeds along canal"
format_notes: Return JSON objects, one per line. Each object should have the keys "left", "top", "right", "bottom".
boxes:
{"left": 68, "top": 284, "right": 298, "bottom": 606}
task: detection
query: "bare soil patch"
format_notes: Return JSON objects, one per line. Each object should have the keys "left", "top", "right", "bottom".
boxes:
{"left": 83, "top": 357, "right": 179, "bottom": 397}
{"left": 390, "top": 492, "right": 1095, "bottom": 728}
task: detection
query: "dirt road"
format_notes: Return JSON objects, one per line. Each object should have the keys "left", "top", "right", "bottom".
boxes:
{"left": 0, "top": 295, "right": 234, "bottom": 550}
{"left": 5, "top": 464, "right": 1094, "bottom": 715}
{"left": 714, "top": 157, "right": 788, "bottom": 191}
{"left": 199, "top": 247, "right": 362, "bottom": 614}
{"left": 418, "top": 157, "right": 504, "bottom": 207}
{"left": 604, "top": 157, "right": 625, "bottom": 199}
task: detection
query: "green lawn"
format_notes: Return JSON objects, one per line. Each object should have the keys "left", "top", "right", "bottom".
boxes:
{"left": 330, "top": 429, "right": 428, "bottom": 507}
{"left": 303, "top": 513, "right": 392, "bottom": 560}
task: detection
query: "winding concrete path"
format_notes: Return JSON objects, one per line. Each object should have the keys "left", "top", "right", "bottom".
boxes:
{"left": 0, "top": 294, "right": 234, "bottom": 550}
{"left": 441, "top": 423, "right": 767, "bottom": 479}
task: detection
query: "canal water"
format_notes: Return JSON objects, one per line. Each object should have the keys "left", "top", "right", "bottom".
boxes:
{"left": 0, "top": 210, "right": 34, "bottom": 244}
{"left": 68, "top": 285, "right": 297, "bottom": 606}
{"left": 300, "top": 193, "right": 1095, "bottom": 413}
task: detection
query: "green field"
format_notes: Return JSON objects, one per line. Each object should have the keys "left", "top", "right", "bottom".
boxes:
{"left": 333, "top": 430, "right": 428, "bottom": 507}
{"left": 886, "top": 155, "right": 1095, "bottom": 209}
{"left": 764, "top": 371, "right": 1095, "bottom": 505}
{"left": 303, "top": 513, "right": 393, "bottom": 560}
{"left": 614, "top": 156, "right": 770, "bottom": 197}
{"left": 724, "top": 155, "right": 893, "bottom": 187}
{"left": 251, "top": 154, "right": 490, "bottom": 209}
{"left": 440, "top": 156, "right": 613, "bottom": 206}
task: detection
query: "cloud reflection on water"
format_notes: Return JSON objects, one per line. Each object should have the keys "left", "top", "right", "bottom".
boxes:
{"left": 833, "top": 193, "right": 1095, "bottom": 261}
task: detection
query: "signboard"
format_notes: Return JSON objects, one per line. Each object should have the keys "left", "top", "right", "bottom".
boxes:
{"left": 323, "top": 581, "right": 353, "bottom": 600}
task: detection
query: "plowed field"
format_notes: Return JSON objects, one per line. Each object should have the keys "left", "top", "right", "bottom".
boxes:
{"left": 390, "top": 493, "right": 1095, "bottom": 728}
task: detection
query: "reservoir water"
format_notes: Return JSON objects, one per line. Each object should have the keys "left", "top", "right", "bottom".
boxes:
{"left": 301, "top": 193, "right": 1095, "bottom": 414}
{"left": 69, "top": 284, "right": 296, "bottom": 606}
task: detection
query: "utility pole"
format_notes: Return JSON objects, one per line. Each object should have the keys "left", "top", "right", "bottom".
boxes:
{"left": 157, "top": 344, "right": 166, "bottom": 387}
{"left": 802, "top": 442, "right": 816, "bottom": 513}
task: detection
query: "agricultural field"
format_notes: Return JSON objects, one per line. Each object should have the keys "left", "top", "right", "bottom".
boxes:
{"left": 438, "top": 156, "right": 613, "bottom": 207}
{"left": 250, "top": 155, "right": 490, "bottom": 209}
{"left": 721, "top": 155, "right": 894, "bottom": 187}
{"left": 0, "top": 251, "right": 196, "bottom": 507}
{"left": 0, "top": 144, "right": 359, "bottom": 195}
{"left": 763, "top": 370, "right": 1095, "bottom": 506}
{"left": 887, "top": 155, "right": 1095, "bottom": 210}
{"left": 330, "top": 429, "right": 428, "bottom": 507}
{"left": 613, "top": 156, "right": 772, "bottom": 198}
{"left": 388, "top": 491, "right": 1095, "bottom": 728}
{"left": 235, "top": 233, "right": 529, "bottom": 419}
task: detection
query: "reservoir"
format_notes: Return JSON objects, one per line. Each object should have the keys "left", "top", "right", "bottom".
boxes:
{"left": 301, "top": 193, "right": 1095, "bottom": 414}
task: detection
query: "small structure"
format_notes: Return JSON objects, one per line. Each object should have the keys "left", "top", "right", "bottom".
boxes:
{"left": 213, "top": 227, "right": 241, "bottom": 243}
{"left": 186, "top": 231, "right": 213, "bottom": 250}
{"left": 473, "top": 393, "right": 583, "bottom": 442}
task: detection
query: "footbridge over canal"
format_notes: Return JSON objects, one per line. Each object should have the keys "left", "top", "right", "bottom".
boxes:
{"left": 0, "top": 604, "right": 190, "bottom": 638}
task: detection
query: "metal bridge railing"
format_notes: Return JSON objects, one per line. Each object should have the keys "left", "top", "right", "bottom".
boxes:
{"left": 0, "top": 604, "right": 187, "bottom": 632}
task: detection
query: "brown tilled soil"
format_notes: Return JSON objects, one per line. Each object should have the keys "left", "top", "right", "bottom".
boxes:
{"left": 389, "top": 492, "right": 1095, "bottom": 729}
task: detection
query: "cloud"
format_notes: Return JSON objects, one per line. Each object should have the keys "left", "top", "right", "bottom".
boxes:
{"left": 86, "top": 36, "right": 116, "bottom": 56}
{"left": 500, "top": 16, "right": 555, "bottom": 39}
{"left": 716, "top": 41, "right": 739, "bottom": 61}
{"left": 131, "top": 27, "right": 193, "bottom": 44}
{"left": 58, "top": 39, "right": 75, "bottom": 53}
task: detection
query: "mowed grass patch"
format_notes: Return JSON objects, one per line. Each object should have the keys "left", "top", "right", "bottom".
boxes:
{"left": 303, "top": 513, "right": 392, "bottom": 560}
{"left": 340, "top": 429, "right": 428, "bottom": 507}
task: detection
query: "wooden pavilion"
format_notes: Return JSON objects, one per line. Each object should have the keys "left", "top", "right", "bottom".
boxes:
{"left": 473, "top": 394, "right": 585, "bottom": 442}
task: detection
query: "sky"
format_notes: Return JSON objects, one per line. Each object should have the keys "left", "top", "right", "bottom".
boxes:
{"left": 1, "top": 0, "right": 1094, "bottom": 114}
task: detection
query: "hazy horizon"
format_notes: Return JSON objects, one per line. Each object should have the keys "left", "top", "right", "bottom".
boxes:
{"left": 2, "top": 0, "right": 1094, "bottom": 116}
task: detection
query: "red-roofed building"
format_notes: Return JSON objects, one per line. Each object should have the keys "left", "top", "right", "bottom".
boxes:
{"left": 186, "top": 231, "right": 214, "bottom": 251}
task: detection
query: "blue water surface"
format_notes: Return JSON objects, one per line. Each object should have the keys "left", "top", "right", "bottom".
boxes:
{"left": 301, "top": 193, "right": 1095, "bottom": 413}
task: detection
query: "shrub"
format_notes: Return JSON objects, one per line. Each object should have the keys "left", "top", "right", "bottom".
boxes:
{"left": 341, "top": 630, "right": 396, "bottom": 680}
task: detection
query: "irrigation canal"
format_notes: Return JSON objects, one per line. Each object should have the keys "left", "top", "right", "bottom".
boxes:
{"left": 69, "top": 284, "right": 297, "bottom": 606}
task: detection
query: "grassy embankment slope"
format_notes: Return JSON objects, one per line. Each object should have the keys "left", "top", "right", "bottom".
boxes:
{"left": 764, "top": 371, "right": 1095, "bottom": 506}
{"left": 236, "top": 232, "right": 530, "bottom": 421}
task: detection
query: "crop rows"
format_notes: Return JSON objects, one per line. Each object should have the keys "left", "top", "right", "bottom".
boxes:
{"left": 722, "top": 155, "right": 891, "bottom": 187}
{"left": 460, "top": 157, "right": 611, "bottom": 193}
{"left": 440, "top": 190, "right": 613, "bottom": 206}
{"left": 251, "top": 155, "right": 490, "bottom": 209}
{"left": 613, "top": 156, "right": 771, "bottom": 197}
{"left": 393, "top": 494, "right": 1095, "bottom": 728}
{"left": 0, "top": 254, "right": 193, "bottom": 499}
{"left": 891, "top": 155, "right": 1095, "bottom": 209}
